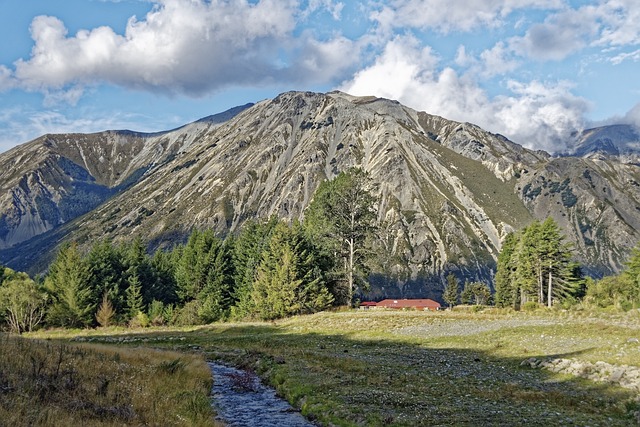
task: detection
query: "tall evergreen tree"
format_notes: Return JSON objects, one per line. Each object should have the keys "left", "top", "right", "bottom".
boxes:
{"left": 494, "top": 233, "right": 518, "bottom": 308}
{"left": 125, "top": 274, "right": 144, "bottom": 320}
{"left": 304, "top": 167, "right": 377, "bottom": 306}
{"left": 148, "top": 249, "right": 179, "bottom": 305}
{"left": 86, "top": 240, "right": 127, "bottom": 320}
{"left": 45, "top": 243, "right": 96, "bottom": 328}
{"left": 198, "top": 238, "right": 235, "bottom": 322}
{"left": 251, "top": 221, "right": 333, "bottom": 320}
{"left": 494, "top": 218, "right": 581, "bottom": 309}
{"left": 443, "top": 273, "right": 459, "bottom": 309}
{"left": 231, "top": 217, "right": 279, "bottom": 318}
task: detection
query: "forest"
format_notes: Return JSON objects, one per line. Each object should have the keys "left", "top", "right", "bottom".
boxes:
{"left": 1, "top": 168, "right": 639, "bottom": 333}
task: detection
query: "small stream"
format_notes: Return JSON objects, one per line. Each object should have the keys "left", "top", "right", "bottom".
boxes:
{"left": 208, "top": 362, "right": 315, "bottom": 427}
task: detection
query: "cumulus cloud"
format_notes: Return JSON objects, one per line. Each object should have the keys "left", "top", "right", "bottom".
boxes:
{"left": 340, "top": 35, "right": 589, "bottom": 152}
{"left": 370, "top": 0, "right": 563, "bottom": 34}
{"left": 8, "top": 0, "right": 359, "bottom": 97}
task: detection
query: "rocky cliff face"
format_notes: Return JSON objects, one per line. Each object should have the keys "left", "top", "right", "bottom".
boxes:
{"left": 1, "top": 91, "right": 638, "bottom": 296}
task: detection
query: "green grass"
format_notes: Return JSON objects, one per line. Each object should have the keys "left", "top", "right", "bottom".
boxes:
{"left": 22, "top": 309, "right": 640, "bottom": 426}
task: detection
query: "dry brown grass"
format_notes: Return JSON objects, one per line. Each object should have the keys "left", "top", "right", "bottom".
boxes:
{"left": 0, "top": 333, "right": 216, "bottom": 426}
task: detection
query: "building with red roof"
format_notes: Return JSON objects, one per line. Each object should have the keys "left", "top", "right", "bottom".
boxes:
{"left": 373, "top": 299, "right": 441, "bottom": 311}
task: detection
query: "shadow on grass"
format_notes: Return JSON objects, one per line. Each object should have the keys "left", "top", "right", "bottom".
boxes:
{"left": 59, "top": 321, "right": 640, "bottom": 427}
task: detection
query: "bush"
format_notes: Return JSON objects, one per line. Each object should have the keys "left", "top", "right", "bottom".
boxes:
{"left": 175, "top": 300, "right": 202, "bottom": 326}
{"left": 522, "top": 301, "right": 540, "bottom": 311}
{"left": 129, "top": 311, "right": 150, "bottom": 328}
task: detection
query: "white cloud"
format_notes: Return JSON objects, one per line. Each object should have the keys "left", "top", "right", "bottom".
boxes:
{"left": 510, "top": 6, "right": 598, "bottom": 61}
{"left": 510, "top": 0, "right": 640, "bottom": 61}
{"left": 370, "top": 0, "right": 563, "bottom": 34}
{"left": 340, "top": 35, "right": 589, "bottom": 152}
{"left": 622, "top": 103, "right": 640, "bottom": 129}
{"left": 477, "top": 42, "right": 520, "bottom": 76}
{"left": 8, "top": 0, "right": 359, "bottom": 97}
{"left": 0, "top": 65, "right": 14, "bottom": 91}
{"left": 609, "top": 48, "right": 640, "bottom": 64}
{"left": 302, "top": 0, "right": 345, "bottom": 20}
{"left": 595, "top": 0, "right": 640, "bottom": 47}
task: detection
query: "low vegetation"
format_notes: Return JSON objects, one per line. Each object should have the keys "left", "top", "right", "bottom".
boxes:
{"left": 0, "top": 333, "right": 215, "bottom": 426}
{"left": 2, "top": 168, "right": 640, "bottom": 425}
{"left": 24, "top": 309, "right": 640, "bottom": 426}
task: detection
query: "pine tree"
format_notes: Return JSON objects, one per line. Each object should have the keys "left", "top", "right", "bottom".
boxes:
{"left": 253, "top": 239, "right": 302, "bottom": 320}
{"left": 125, "top": 274, "right": 144, "bottom": 320}
{"left": 95, "top": 292, "right": 115, "bottom": 327}
{"left": 443, "top": 273, "right": 459, "bottom": 309}
{"left": 86, "top": 240, "right": 127, "bottom": 321}
{"left": 198, "top": 238, "right": 235, "bottom": 323}
{"left": 460, "top": 280, "right": 473, "bottom": 305}
{"left": 495, "top": 218, "right": 582, "bottom": 309}
{"left": 231, "top": 217, "right": 279, "bottom": 318}
{"left": 251, "top": 221, "right": 333, "bottom": 320}
{"left": 494, "top": 233, "right": 518, "bottom": 308}
{"left": 45, "top": 243, "right": 96, "bottom": 328}
{"left": 304, "top": 167, "right": 377, "bottom": 306}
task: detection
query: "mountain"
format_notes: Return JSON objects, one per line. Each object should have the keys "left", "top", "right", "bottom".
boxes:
{"left": 0, "top": 103, "right": 253, "bottom": 251}
{"left": 566, "top": 124, "right": 640, "bottom": 164}
{"left": 1, "top": 91, "right": 639, "bottom": 298}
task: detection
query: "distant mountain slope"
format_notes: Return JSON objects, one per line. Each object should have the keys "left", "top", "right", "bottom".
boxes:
{"left": 1, "top": 92, "right": 638, "bottom": 297}
{"left": 0, "top": 104, "right": 252, "bottom": 250}
{"left": 566, "top": 124, "right": 640, "bottom": 163}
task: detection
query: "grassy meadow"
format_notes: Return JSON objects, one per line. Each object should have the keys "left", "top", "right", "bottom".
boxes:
{"left": 14, "top": 308, "right": 640, "bottom": 426}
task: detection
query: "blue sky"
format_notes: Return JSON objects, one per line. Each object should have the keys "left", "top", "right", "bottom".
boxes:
{"left": 0, "top": 0, "right": 639, "bottom": 153}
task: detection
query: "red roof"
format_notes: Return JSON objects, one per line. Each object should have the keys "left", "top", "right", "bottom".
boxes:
{"left": 375, "top": 299, "right": 441, "bottom": 309}
{"left": 360, "top": 301, "right": 378, "bottom": 307}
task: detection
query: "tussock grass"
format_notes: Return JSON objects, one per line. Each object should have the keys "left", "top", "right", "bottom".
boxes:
{"left": 0, "top": 334, "right": 216, "bottom": 426}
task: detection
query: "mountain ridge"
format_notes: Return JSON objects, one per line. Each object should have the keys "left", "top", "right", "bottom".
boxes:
{"left": 1, "top": 91, "right": 639, "bottom": 298}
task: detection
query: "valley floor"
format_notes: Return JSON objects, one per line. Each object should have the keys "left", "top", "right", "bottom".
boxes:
{"left": 32, "top": 308, "right": 640, "bottom": 426}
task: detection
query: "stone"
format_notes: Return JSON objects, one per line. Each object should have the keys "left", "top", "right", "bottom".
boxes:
{"left": 609, "top": 368, "right": 626, "bottom": 383}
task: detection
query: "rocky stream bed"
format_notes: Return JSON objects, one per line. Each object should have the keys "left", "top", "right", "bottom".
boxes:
{"left": 208, "top": 362, "right": 314, "bottom": 427}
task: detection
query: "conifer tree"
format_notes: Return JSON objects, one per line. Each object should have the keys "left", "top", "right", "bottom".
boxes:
{"left": 231, "top": 217, "right": 279, "bottom": 318}
{"left": 95, "top": 292, "right": 115, "bottom": 327}
{"left": 86, "top": 240, "right": 127, "bottom": 320}
{"left": 125, "top": 274, "right": 144, "bottom": 320}
{"left": 494, "top": 233, "right": 519, "bottom": 308}
{"left": 251, "top": 221, "right": 333, "bottom": 320}
{"left": 494, "top": 218, "right": 581, "bottom": 308}
{"left": 45, "top": 243, "right": 96, "bottom": 327}
{"left": 304, "top": 167, "right": 377, "bottom": 306}
{"left": 443, "top": 273, "right": 459, "bottom": 309}
{"left": 198, "top": 238, "right": 235, "bottom": 322}
{"left": 623, "top": 241, "right": 640, "bottom": 308}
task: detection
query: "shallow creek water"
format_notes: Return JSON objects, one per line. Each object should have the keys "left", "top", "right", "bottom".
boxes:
{"left": 208, "top": 362, "right": 315, "bottom": 427}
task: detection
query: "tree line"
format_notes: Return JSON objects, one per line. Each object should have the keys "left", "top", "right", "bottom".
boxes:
{"left": 0, "top": 168, "right": 377, "bottom": 332}
{"left": 1, "top": 168, "right": 639, "bottom": 333}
